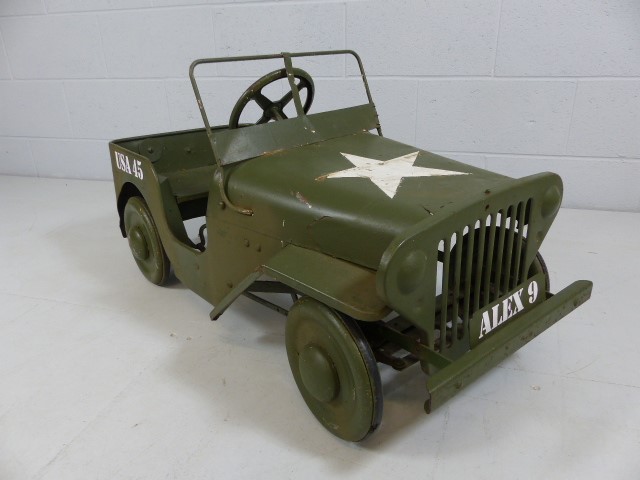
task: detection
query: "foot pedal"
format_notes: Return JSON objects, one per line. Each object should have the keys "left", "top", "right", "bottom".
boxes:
{"left": 194, "top": 224, "right": 207, "bottom": 251}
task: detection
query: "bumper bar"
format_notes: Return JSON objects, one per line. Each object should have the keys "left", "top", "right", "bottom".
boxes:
{"left": 425, "top": 279, "right": 593, "bottom": 413}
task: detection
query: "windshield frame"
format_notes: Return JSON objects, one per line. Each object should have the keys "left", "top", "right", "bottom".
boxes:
{"left": 189, "top": 50, "right": 382, "bottom": 168}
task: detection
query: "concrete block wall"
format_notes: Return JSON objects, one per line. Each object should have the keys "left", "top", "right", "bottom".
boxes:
{"left": 0, "top": 0, "right": 638, "bottom": 211}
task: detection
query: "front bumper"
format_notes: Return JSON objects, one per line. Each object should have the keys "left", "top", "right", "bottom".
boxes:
{"left": 424, "top": 279, "right": 593, "bottom": 413}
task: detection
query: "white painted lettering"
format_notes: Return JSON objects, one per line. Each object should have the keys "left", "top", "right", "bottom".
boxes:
{"left": 114, "top": 152, "right": 143, "bottom": 179}
{"left": 502, "top": 297, "right": 514, "bottom": 322}
{"left": 512, "top": 288, "right": 525, "bottom": 312}
{"left": 479, "top": 311, "right": 493, "bottom": 339}
{"left": 477, "top": 285, "right": 535, "bottom": 341}
{"left": 528, "top": 281, "right": 539, "bottom": 303}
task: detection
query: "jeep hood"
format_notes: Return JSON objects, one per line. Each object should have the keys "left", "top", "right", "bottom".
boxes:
{"left": 226, "top": 132, "right": 514, "bottom": 270}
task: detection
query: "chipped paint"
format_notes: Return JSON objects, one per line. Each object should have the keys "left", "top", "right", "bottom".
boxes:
{"left": 295, "top": 191, "right": 312, "bottom": 209}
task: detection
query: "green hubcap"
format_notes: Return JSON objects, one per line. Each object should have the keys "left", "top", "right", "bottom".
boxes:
{"left": 128, "top": 226, "right": 149, "bottom": 261}
{"left": 298, "top": 344, "right": 339, "bottom": 403}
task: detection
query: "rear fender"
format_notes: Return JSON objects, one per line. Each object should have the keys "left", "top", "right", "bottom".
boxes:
{"left": 110, "top": 142, "right": 190, "bottom": 245}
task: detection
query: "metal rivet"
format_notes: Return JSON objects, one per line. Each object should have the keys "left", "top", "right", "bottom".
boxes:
{"left": 219, "top": 202, "right": 226, "bottom": 210}
{"left": 243, "top": 239, "right": 250, "bottom": 247}
{"left": 226, "top": 282, "right": 233, "bottom": 288}
{"left": 255, "top": 244, "right": 262, "bottom": 252}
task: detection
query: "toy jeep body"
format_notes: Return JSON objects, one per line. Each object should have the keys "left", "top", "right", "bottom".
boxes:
{"left": 109, "top": 50, "right": 592, "bottom": 441}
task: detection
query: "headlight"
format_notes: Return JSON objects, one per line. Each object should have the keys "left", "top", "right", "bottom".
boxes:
{"left": 541, "top": 185, "right": 561, "bottom": 219}
{"left": 397, "top": 250, "right": 429, "bottom": 295}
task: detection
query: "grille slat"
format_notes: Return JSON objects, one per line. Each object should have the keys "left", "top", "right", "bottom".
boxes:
{"left": 440, "top": 237, "right": 451, "bottom": 349}
{"left": 513, "top": 207, "right": 522, "bottom": 289}
{"left": 513, "top": 201, "right": 526, "bottom": 285}
{"left": 517, "top": 200, "right": 531, "bottom": 283}
{"left": 482, "top": 217, "right": 497, "bottom": 306}
{"left": 472, "top": 219, "right": 486, "bottom": 313}
{"left": 451, "top": 230, "right": 463, "bottom": 345}
{"left": 493, "top": 210, "right": 507, "bottom": 302}
{"left": 502, "top": 206, "right": 515, "bottom": 292}
{"left": 461, "top": 225, "right": 475, "bottom": 339}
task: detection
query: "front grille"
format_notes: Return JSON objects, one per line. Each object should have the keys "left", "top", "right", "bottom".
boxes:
{"left": 435, "top": 199, "right": 532, "bottom": 352}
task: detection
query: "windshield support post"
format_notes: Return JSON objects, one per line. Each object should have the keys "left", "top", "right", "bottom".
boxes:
{"left": 282, "top": 52, "right": 305, "bottom": 117}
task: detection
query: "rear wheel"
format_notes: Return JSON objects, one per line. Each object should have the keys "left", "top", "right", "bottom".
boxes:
{"left": 123, "top": 196, "right": 170, "bottom": 285}
{"left": 285, "top": 297, "right": 382, "bottom": 442}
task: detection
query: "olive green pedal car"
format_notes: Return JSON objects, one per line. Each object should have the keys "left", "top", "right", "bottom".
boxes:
{"left": 109, "top": 50, "right": 592, "bottom": 442}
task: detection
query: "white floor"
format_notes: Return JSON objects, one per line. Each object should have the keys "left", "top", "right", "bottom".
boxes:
{"left": 1, "top": 175, "right": 638, "bottom": 480}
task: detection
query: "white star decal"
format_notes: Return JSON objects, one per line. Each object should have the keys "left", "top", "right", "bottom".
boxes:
{"left": 317, "top": 151, "right": 469, "bottom": 198}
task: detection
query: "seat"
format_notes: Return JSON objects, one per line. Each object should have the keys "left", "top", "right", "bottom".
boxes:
{"left": 165, "top": 165, "right": 216, "bottom": 204}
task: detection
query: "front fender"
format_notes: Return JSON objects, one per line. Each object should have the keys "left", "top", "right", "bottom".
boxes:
{"left": 210, "top": 244, "right": 390, "bottom": 321}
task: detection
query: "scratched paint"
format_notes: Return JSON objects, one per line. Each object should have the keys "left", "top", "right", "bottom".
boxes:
{"left": 295, "top": 191, "right": 312, "bottom": 208}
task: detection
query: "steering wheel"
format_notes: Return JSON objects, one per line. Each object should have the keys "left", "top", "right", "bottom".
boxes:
{"left": 228, "top": 68, "right": 314, "bottom": 129}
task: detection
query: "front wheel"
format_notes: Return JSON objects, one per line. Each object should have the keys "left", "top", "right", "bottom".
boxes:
{"left": 123, "top": 196, "right": 170, "bottom": 285}
{"left": 529, "top": 251, "right": 550, "bottom": 293}
{"left": 285, "top": 297, "right": 382, "bottom": 442}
